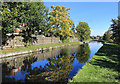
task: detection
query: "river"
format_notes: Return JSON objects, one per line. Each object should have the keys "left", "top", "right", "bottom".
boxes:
{"left": 1, "top": 41, "right": 103, "bottom": 83}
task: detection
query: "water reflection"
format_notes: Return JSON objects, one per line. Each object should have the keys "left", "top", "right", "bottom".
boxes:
{"left": 42, "top": 48, "right": 74, "bottom": 82}
{"left": 2, "top": 42, "right": 103, "bottom": 83}
{"left": 24, "top": 47, "right": 75, "bottom": 83}
{"left": 76, "top": 43, "right": 91, "bottom": 63}
{"left": 22, "top": 56, "right": 37, "bottom": 72}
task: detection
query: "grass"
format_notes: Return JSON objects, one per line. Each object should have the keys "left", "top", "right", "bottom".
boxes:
{"left": 92, "top": 39, "right": 104, "bottom": 42}
{"left": 1, "top": 42, "right": 80, "bottom": 54}
{"left": 69, "top": 43, "right": 120, "bottom": 83}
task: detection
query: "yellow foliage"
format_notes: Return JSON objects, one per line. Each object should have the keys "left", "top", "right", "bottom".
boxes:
{"left": 70, "top": 30, "right": 73, "bottom": 34}
{"left": 59, "top": 32, "right": 62, "bottom": 35}
{"left": 69, "top": 25, "right": 72, "bottom": 27}
{"left": 51, "top": 10, "right": 54, "bottom": 13}
{"left": 60, "top": 21, "right": 62, "bottom": 23}
{"left": 60, "top": 16, "right": 62, "bottom": 19}
{"left": 48, "top": 29, "right": 51, "bottom": 32}
{"left": 61, "top": 6, "right": 65, "bottom": 8}
{"left": 68, "top": 8, "right": 71, "bottom": 10}
{"left": 56, "top": 14, "right": 58, "bottom": 17}
{"left": 49, "top": 5, "right": 73, "bottom": 41}
{"left": 51, "top": 5, "right": 54, "bottom": 8}
{"left": 67, "top": 37, "right": 70, "bottom": 39}
{"left": 59, "top": 12, "right": 62, "bottom": 15}
{"left": 56, "top": 5, "right": 60, "bottom": 8}
{"left": 51, "top": 27, "right": 53, "bottom": 30}
{"left": 59, "top": 7, "right": 62, "bottom": 10}
{"left": 56, "top": 10, "right": 58, "bottom": 13}
{"left": 0, "top": 11, "right": 2, "bottom": 14}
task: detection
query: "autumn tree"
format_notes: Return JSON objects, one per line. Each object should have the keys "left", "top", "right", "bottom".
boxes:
{"left": 48, "top": 5, "right": 73, "bottom": 42}
{"left": 76, "top": 22, "right": 91, "bottom": 41}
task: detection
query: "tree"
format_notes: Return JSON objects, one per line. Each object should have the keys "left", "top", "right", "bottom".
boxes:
{"left": 48, "top": 5, "right": 73, "bottom": 42}
{"left": 18, "top": 2, "right": 49, "bottom": 46}
{"left": 1, "top": 1, "right": 49, "bottom": 47}
{"left": 1, "top": 2, "right": 22, "bottom": 47}
{"left": 110, "top": 17, "right": 120, "bottom": 44}
{"left": 103, "top": 29, "right": 113, "bottom": 42}
{"left": 76, "top": 22, "right": 91, "bottom": 41}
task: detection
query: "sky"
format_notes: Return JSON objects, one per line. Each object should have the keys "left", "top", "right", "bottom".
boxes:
{"left": 43, "top": 2, "right": 118, "bottom": 36}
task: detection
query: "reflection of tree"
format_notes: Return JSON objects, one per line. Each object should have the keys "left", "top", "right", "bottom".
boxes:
{"left": 76, "top": 43, "right": 91, "bottom": 63}
{"left": 2, "top": 62, "right": 15, "bottom": 83}
{"left": 22, "top": 56, "right": 37, "bottom": 72}
{"left": 12, "top": 46, "right": 76, "bottom": 83}
{"left": 2, "top": 55, "right": 38, "bottom": 83}
{"left": 27, "top": 47, "right": 75, "bottom": 83}
{"left": 42, "top": 47, "right": 75, "bottom": 83}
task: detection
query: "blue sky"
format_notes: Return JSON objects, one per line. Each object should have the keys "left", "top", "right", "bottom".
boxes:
{"left": 44, "top": 2, "right": 118, "bottom": 36}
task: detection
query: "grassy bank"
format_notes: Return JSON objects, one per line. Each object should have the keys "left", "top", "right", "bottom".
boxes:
{"left": 69, "top": 43, "right": 120, "bottom": 83}
{"left": 92, "top": 39, "right": 104, "bottom": 42}
{"left": 1, "top": 42, "right": 80, "bottom": 54}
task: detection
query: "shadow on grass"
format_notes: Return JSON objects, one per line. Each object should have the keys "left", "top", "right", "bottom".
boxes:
{"left": 89, "top": 43, "right": 120, "bottom": 79}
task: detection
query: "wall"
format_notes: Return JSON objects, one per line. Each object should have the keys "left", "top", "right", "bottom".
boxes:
{"left": 32, "top": 36, "right": 60, "bottom": 45}
{"left": 3, "top": 36, "right": 79, "bottom": 49}
{"left": 3, "top": 36, "right": 24, "bottom": 49}
{"left": 69, "top": 37, "right": 79, "bottom": 42}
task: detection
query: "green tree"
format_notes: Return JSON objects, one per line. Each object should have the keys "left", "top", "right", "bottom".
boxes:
{"left": 1, "top": 1, "right": 49, "bottom": 47}
{"left": 76, "top": 22, "right": 91, "bottom": 41}
{"left": 18, "top": 2, "right": 48, "bottom": 46}
{"left": 1, "top": 2, "right": 22, "bottom": 47}
{"left": 110, "top": 17, "right": 120, "bottom": 44}
{"left": 48, "top": 5, "right": 73, "bottom": 42}
{"left": 103, "top": 29, "right": 113, "bottom": 42}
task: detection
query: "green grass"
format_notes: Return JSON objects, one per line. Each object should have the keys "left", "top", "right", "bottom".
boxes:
{"left": 1, "top": 42, "right": 80, "bottom": 54}
{"left": 69, "top": 43, "right": 120, "bottom": 83}
{"left": 92, "top": 39, "right": 104, "bottom": 42}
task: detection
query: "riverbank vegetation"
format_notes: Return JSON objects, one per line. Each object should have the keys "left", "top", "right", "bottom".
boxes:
{"left": 69, "top": 43, "right": 120, "bottom": 83}
{"left": 1, "top": 1, "right": 91, "bottom": 50}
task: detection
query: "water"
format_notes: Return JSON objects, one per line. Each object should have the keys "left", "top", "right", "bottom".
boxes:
{"left": 1, "top": 41, "right": 103, "bottom": 83}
